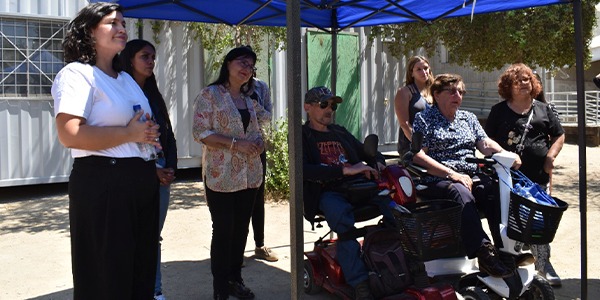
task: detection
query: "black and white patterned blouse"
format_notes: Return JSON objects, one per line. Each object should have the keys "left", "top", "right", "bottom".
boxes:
{"left": 413, "top": 105, "right": 488, "bottom": 181}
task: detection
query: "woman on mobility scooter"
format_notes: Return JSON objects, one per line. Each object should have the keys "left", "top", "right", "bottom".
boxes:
{"left": 302, "top": 86, "right": 397, "bottom": 300}
{"left": 411, "top": 73, "right": 524, "bottom": 278}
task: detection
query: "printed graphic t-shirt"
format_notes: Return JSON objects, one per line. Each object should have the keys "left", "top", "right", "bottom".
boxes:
{"left": 310, "top": 129, "right": 359, "bottom": 189}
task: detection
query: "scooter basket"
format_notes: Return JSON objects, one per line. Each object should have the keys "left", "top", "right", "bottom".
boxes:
{"left": 393, "top": 200, "right": 462, "bottom": 261}
{"left": 507, "top": 192, "right": 568, "bottom": 244}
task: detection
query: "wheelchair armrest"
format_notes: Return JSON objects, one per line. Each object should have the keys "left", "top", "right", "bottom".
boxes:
{"left": 406, "top": 163, "right": 428, "bottom": 178}
{"left": 465, "top": 156, "right": 495, "bottom": 166}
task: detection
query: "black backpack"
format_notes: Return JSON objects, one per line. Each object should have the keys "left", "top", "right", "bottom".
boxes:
{"left": 362, "top": 226, "right": 413, "bottom": 298}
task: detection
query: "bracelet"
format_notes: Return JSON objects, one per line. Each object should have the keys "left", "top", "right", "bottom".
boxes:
{"left": 445, "top": 170, "right": 454, "bottom": 180}
{"left": 230, "top": 137, "right": 236, "bottom": 150}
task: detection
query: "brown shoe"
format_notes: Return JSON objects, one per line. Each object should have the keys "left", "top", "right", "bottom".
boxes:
{"left": 476, "top": 242, "right": 513, "bottom": 278}
{"left": 354, "top": 280, "right": 374, "bottom": 300}
{"left": 515, "top": 253, "right": 535, "bottom": 266}
{"left": 254, "top": 246, "right": 278, "bottom": 262}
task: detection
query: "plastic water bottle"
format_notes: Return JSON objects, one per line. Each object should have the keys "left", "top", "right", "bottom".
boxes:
{"left": 514, "top": 183, "right": 535, "bottom": 202}
{"left": 133, "top": 104, "right": 157, "bottom": 161}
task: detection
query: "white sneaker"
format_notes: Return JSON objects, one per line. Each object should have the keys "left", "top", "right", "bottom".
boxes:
{"left": 542, "top": 262, "right": 562, "bottom": 287}
{"left": 153, "top": 293, "right": 166, "bottom": 300}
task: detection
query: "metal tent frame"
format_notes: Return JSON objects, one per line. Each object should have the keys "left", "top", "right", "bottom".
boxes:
{"left": 94, "top": 1, "right": 589, "bottom": 298}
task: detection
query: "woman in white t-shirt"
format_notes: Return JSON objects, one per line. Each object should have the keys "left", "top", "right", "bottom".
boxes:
{"left": 51, "top": 3, "right": 161, "bottom": 299}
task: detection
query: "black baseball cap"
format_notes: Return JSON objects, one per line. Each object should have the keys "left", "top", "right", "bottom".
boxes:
{"left": 305, "top": 86, "right": 343, "bottom": 104}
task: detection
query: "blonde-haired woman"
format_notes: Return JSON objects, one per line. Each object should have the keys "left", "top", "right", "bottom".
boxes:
{"left": 394, "top": 55, "right": 434, "bottom": 156}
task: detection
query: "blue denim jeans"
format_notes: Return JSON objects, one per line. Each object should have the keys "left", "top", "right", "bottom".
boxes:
{"left": 155, "top": 158, "right": 171, "bottom": 294}
{"left": 318, "top": 191, "right": 369, "bottom": 287}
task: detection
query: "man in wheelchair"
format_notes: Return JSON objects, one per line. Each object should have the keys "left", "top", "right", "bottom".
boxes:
{"left": 302, "top": 86, "right": 394, "bottom": 300}
{"left": 412, "top": 74, "right": 522, "bottom": 278}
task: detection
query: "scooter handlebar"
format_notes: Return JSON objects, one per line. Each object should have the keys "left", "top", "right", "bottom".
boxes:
{"left": 465, "top": 156, "right": 495, "bottom": 165}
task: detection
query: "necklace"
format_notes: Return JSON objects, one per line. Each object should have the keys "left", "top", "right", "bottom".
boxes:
{"left": 508, "top": 99, "right": 532, "bottom": 115}
{"left": 230, "top": 92, "right": 247, "bottom": 109}
{"left": 231, "top": 93, "right": 244, "bottom": 102}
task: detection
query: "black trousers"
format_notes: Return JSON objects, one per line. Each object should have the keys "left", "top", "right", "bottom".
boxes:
{"left": 205, "top": 186, "right": 257, "bottom": 296}
{"left": 417, "top": 174, "right": 501, "bottom": 258}
{"left": 69, "top": 156, "right": 159, "bottom": 300}
{"left": 251, "top": 151, "right": 267, "bottom": 248}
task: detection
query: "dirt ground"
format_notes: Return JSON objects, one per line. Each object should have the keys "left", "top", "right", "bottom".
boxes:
{"left": 1, "top": 143, "right": 599, "bottom": 299}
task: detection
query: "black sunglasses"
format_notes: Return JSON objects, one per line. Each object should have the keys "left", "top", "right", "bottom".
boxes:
{"left": 317, "top": 100, "right": 337, "bottom": 111}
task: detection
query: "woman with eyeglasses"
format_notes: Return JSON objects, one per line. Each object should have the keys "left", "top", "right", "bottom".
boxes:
{"left": 412, "top": 74, "right": 522, "bottom": 279}
{"left": 394, "top": 55, "right": 434, "bottom": 156}
{"left": 193, "top": 46, "right": 270, "bottom": 300}
{"left": 485, "top": 63, "right": 565, "bottom": 286}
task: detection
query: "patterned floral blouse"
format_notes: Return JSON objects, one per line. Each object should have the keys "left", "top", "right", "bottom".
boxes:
{"left": 413, "top": 105, "right": 488, "bottom": 181}
{"left": 193, "top": 84, "right": 271, "bottom": 192}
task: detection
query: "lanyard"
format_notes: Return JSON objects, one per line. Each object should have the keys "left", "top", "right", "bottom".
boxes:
{"left": 515, "top": 100, "right": 535, "bottom": 154}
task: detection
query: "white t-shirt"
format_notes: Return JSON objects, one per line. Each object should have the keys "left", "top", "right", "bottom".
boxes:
{"left": 52, "top": 62, "right": 153, "bottom": 158}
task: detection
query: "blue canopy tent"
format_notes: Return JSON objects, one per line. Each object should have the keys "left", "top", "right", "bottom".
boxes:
{"left": 106, "top": 0, "right": 565, "bottom": 30}
{"left": 96, "top": 1, "right": 589, "bottom": 298}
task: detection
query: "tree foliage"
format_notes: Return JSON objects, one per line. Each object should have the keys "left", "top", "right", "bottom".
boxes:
{"left": 187, "top": 23, "right": 286, "bottom": 71}
{"left": 371, "top": 1, "right": 600, "bottom": 71}
{"left": 264, "top": 117, "right": 290, "bottom": 202}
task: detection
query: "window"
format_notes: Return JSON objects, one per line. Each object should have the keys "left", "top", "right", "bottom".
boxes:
{"left": 1, "top": 17, "right": 67, "bottom": 97}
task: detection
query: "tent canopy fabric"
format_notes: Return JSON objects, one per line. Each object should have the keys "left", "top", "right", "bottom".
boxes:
{"left": 111, "top": 0, "right": 568, "bottom": 32}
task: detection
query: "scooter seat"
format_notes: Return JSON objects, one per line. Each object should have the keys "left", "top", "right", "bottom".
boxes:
{"left": 352, "top": 203, "right": 382, "bottom": 222}
{"left": 313, "top": 203, "right": 381, "bottom": 226}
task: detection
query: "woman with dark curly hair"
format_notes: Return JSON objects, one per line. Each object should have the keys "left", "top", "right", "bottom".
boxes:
{"left": 51, "top": 3, "right": 161, "bottom": 298}
{"left": 485, "top": 63, "right": 565, "bottom": 286}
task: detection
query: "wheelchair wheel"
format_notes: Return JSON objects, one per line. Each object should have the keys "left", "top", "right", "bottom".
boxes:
{"left": 303, "top": 259, "right": 322, "bottom": 295}
{"left": 458, "top": 286, "right": 491, "bottom": 300}
{"left": 518, "top": 275, "right": 555, "bottom": 300}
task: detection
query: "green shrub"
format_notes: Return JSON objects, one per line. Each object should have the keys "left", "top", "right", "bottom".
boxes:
{"left": 264, "top": 117, "right": 290, "bottom": 202}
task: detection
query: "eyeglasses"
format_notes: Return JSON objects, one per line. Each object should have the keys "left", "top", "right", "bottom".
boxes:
{"left": 441, "top": 87, "right": 466, "bottom": 96}
{"left": 317, "top": 100, "right": 337, "bottom": 111}
{"left": 234, "top": 59, "right": 257, "bottom": 72}
{"left": 513, "top": 77, "right": 531, "bottom": 85}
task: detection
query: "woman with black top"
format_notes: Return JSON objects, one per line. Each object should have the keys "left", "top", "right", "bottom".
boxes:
{"left": 394, "top": 55, "right": 433, "bottom": 156}
{"left": 485, "top": 63, "right": 565, "bottom": 286}
{"left": 193, "top": 46, "right": 270, "bottom": 300}
{"left": 120, "top": 39, "right": 178, "bottom": 300}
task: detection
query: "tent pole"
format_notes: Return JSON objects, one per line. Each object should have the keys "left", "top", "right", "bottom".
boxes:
{"left": 286, "top": 0, "right": 304, "bottom": 299}
{"left": 331, "top": 9, "right": 338, "bottom": 95}
{"left": 332, "top": 31, "right": 338, "bottom": 94}
{"left": 572, "top": 0, "right": 588, "bottom": 299}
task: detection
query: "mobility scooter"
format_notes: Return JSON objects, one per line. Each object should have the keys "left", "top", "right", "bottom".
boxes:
{"left": 303, "top": 134, "right": 567, "bottom": 299}
{"left": 303, "top": 135, "right": 458, "bottom": 299}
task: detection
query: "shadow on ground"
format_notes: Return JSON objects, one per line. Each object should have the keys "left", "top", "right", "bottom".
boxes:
{"left": 26, "top": 265, "right": 599, "bottom": 300}
{"left": 0, "top": 183, "right": 70, "bottom": 234}
{"left": 0, "top": 168, "right": 205, "bottom": 235}
{"left": 26, "top": 258, "right": 295, "bottom": 300}
{"left": 552, "top": 278, "right": 600, "bottom": 300}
